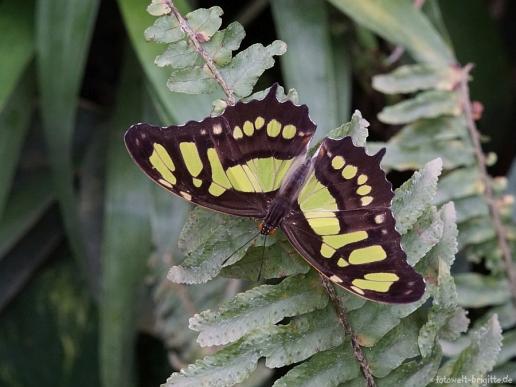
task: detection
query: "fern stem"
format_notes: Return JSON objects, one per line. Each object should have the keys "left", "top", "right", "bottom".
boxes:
{"left": 320, "top": 275, "right": 376, "bottom": 387}
{"left": 165, "top": 0, "right": 237, "bottom": 105}
{"left": 459, "top": 63, "right": 516, "bottom": 301}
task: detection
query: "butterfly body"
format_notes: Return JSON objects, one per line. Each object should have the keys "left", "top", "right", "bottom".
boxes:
{"left": 125, "top": 84, "right": 425, "bottom": 304}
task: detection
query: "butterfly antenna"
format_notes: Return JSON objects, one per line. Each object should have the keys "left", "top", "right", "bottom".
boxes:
{"left": 257, "top": 235, "right": 267, "bottom": 282}
{"left": 222, "top": 232, "right": 260, "bottom": 267}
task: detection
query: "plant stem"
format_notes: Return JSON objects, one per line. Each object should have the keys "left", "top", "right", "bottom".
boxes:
{"left": 320, "top": 275, "right": 376, "bottom": 387}
{"left": 165, "top": 0, "right": 237, "bottom": 105}
{"left": 459, "top": 64, "right": 516, "bottom": 301}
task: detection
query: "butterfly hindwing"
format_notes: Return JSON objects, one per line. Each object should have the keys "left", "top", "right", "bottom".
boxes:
{"left": 124, "top": 85, "right": 316, "bottom": 217}
{"left": 281, "top": 137, "right": 425, "bottom": 303}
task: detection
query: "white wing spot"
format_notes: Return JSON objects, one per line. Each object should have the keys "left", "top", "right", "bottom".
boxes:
{"left": 200, "top": 129, "right": 207, "bottom": 135}
{"left": 180, "top": 191, "right": 192, "bottom": 201}
{"left": 213, "top": 123, "right": 223, "bottom": 135}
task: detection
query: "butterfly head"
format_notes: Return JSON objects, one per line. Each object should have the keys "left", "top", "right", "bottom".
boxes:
{"left": 259, "top": 222, "right": 277, "bottom": 236}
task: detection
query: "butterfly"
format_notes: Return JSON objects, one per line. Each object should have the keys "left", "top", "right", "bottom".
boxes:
{"left": 124, "top": 84, "right": 425, "bottom": 303}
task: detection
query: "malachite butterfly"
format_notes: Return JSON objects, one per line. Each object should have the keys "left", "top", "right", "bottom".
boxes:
{"left": 124, "top": 84, "right": 425, "bottom": 304}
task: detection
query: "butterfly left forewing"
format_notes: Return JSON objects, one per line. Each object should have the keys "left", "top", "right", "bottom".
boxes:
{"left": 124, "top": 85, "right": 316, "bottom": 218}
{"left": 281, "top": 136, "right": 425, "bottom": 303}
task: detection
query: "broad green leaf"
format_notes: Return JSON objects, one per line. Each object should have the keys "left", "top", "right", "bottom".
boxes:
{"left": 272, "top": 343, "right": 359, "bottom": 387}
{"left": 0, "top": 0, "right": 34, "bottom": 112}
{"left": 189, "top": 272, "right": 328, "bottom": 347}
{"left": 0, "top": 258, "right": 99, "bottom": 387}
{"left": 0, "top": 206, "right": 61, "bottom": 311}
{"left": 328, "top": 110, "right": 369, "bottom": 147}
{"left": 36, "top": 0, "right": 100, "bottom": 285}
{"left": 455, "top": 273, "right": 510, "bottom": 308}
{"left": 0, "top": 173, "right": 54, "bottom": 259}
{"left": 378, "top": 90, "right": 461, "bottom": 125}
{"left": 99, "top": 60, "right": 152, "bottom": 387}
{"left": 392, "top": 158, "right": 443, "bottom": 234}
{"left": 328, "top": 0, "right": 454, "bottom": 65}
{"left": 170, "top": 208, "right": 258, "bottom": 284}
{"left": 436, "top": 316, "right": 502, "bottom": 382}
{"left": 372, "top": 64, "right": 462, "bottom": 94}
{"left": 118, "top": 0, "right": 213, "bottom": 123}
{"left": 0, "top": 73, "right": 36, "bottom": 220}
{"left": 271, "top": 0, "right": 340, "bottom": 141}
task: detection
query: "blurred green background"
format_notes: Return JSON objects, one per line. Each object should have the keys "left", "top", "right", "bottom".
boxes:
{"left": 0, "top": 0, "right": 515, "bottom": 386}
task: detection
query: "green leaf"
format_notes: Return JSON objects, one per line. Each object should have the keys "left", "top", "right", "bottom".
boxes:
{"left": 155, "top": 22, "right": 245, "bottom": 69}
{"left": 0, "top": 0, "right": 34, "bottom": 112}
{"left": 437, "top": 315, "right": 502, "bottom": 382}
{"left": 392, "top": 158, "right": 443, "bottom": 234}
{"left": 420, "top": 202, "right": 459, "bottom": 271}
{"left": 418, "top": 259, "right": 468, "bottom": 358}
{"left": 118, "top": 0, "right": 213, "bottom": 123}
{"left": 328, "top": 110, "right": 369, "bottom": 147}
{"left": 0, "top": 257, "right": 99, "bottom": 387}
{"left": 189, "top": 272, "right": 328, "bottom": 347}
{"left": 0, "top": 72, "right": 35, "bottom": 219}
{"left": 348, "top": 297, "right": 426, "bottom": 348}
{"left": 367, "top": 318, "right": 420, "bottom": 377}
{"left": 144, "top": 14, "right": 183, "bottom": 43}
{"left": 164, "top": 337, "right": 261, "bottom": 387}
{"left": 0, "top": 173, "right": 54, "bottom": 258}
{"left": 327, "top": 0, "right": 454, "bottom": 65}
{"left": 372, "top": 64, "right": 462, "bottom": 94}
{"left": 377, "top": 347, "right": 441, "bottom": 386}
{"left": 99, "top": 59, "right": 152, "bottom": 387}
{"left": 0, "top": 205, "right": 61, "bottom": 311}
{"left": 169, "top": 208, "right": 258, "bottom": 284}
{"left": 378, "top": 90, "right": 461, "bottom": 125}
{"left": 455, "top": 273, "right": 510, "bottom": 308}
{"left": 496, "top": 330, "right": 516, "bottom": 367}
{"left": 36, "top": 0, "right": 100, "bottom": 284}
{"left": 434, "top": 167, "right": 483, "bottom": 205}
{"left": 146, "top": 0, "right": 171, "bottom": 16}
{"left": 165, "top": 40, "right": 286, "bottom": 97}
{"left": 220, "top": 238, "right": 309, "bottom": 281}
{"left": 372, "top": 139, "right": 474, "bottom": 172}
{"left": 401, "top": 207, "right": 443, "bottom": 266}
{"left": 271, "top": 0, "right": 342, "bottom": 140}
{"left": 389, "top": 117, "right": 468, "bottom": 148}
{"left": 272, "top": 343, "right": 360, "bottom": 387}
